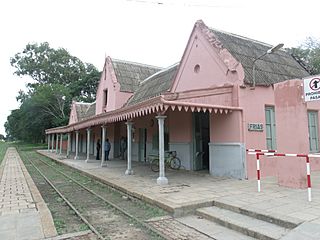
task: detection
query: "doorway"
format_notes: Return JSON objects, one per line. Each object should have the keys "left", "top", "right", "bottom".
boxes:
{"left": 139, "top": 128, "right": 147, "bottom": 162}
{"left": 193, "top": 112, "right": 210, "bottom": 171}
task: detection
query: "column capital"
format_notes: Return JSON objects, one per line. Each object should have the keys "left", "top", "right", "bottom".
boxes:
{"left": 75, "top": 130, "right": 79, "bottom": 133}
{"left": 86, "top": 128, "right": 91, "bottom": 132}
{"left": 101, "top": 125, "right": 106, "bottom": 129}
{"left": 156, "top": 115, "right": 167, "bottom": 120}
{"left": 125, "top": 121, "right": 133, "bottom": 126}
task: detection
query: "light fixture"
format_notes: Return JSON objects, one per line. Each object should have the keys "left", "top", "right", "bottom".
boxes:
{"left": 251, "top": 43, "right": 284, "bottom": 89}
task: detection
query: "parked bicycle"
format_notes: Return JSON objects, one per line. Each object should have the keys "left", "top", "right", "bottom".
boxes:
{"left": 150, "top": 151, "right": 181, "bottom": 172}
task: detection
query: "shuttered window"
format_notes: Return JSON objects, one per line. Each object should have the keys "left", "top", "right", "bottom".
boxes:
{"left": 308, "top": 111, "right": 319, "bottom": 152}
{"left": 265, "top": 106, "right": 276, "bottom": 150}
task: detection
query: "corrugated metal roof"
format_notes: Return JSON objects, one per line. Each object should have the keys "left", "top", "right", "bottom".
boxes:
{"left": 111, "top": 59, "right": 162, "bottom": 92}
{"left": 126, "top": 63, "right": 179, "bottom": 106}
{"left": 211, "top": 29, "right": 310, "bottom": 86}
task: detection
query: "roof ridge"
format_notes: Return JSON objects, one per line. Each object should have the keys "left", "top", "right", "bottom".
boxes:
{"left": 74, "top": 102, "right": 92, "bottom": 105}
{"left": 210, "top": 27, "right": 273, "bottom": 48}
{"left": 111, "top": 58, "right": 162, "bottom": 70}
{"left": 139, "top": 62, "right": 179, "bottom": 85}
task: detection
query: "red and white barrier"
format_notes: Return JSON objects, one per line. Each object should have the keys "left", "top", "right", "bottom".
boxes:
{"left": 248, "top": 151, "right": 320, "bottom": 202}
{"left": 256, "top": 154, "right": 261, "bottom": 192}
{"left": 246, "top": 149, "right": 276, "bottom": 153}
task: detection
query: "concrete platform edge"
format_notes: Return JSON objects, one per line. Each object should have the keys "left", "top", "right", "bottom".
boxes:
{"left": 18, "top": 150, "right": 58, "bottom": 238}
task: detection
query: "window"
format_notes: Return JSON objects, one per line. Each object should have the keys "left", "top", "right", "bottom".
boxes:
{"left": 104, "top": 89, "right": 108, "bottom": 107}
{"left": 265, "top": 106, "right": 276, "bottom": 150}
{"left": 308, "top": 111, "right": 319, "bottom": 152}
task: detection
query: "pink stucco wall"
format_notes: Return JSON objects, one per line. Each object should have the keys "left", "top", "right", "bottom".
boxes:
{"left": 275, "top": 80, "right": 320, "bottom": 188}
{"left": 240, "top": 86, "right": 278, "bottom": 179}
{"left": 68, "top": 102, "right": 78, "bottom": 125}
{"left": 210, "top": 110, "right": 243, "bottom": 143}
{"left": 95, "top": 57, "right": 133, "bottom": 115}
{"left": 171, "top": 27, "right": 243, "bottom": 93}
{"left": 241, "top": 80, "right": 320, "bottom": 188}
{"left": 168, "top": 110, "right": 192, "bottom": 142}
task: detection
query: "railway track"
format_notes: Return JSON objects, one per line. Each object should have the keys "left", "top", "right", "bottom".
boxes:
{"left": 21, "top": 151, "right": 167, "bottom": 240}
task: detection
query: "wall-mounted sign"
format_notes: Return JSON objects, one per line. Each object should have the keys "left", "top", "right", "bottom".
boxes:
{"left": 304, "top": 76, "right": 320, "bottom": 102}
{"left": 248, "top": 123, "right": 263, "bottom": 132}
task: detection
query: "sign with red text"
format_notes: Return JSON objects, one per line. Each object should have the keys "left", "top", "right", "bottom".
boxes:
{"left": 304, "top": 76, "right": 320, "bottom": 102}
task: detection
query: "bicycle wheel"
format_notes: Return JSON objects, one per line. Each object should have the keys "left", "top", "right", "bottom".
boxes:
{"left": 170, "top": 157, "right": 181, "bottom": 170}
{"left": 150, "top": 158, "right": 159, "bottom": 172}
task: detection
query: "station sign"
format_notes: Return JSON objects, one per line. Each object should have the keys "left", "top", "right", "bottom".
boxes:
{"left": 248, "top": 123, "right": 263, "bottom": 132}
{"left": 304, "top": 76, "right": 320, "bottom": 102}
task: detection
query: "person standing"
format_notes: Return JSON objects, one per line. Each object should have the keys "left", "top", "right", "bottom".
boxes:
{"left": 120, "top": 136, "right": 127, "bottom": 160}
{"left": 96, "top": 139, "right": 101, "bottom": 160}
{"left": 105, "top": 138, "right": 111, "bottom": 161}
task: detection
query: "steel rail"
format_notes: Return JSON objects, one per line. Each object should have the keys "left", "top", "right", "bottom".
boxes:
{"left": 24, "top": 155, "right": 106, "bottom": 240}
{"left": 25, "top": 154, "right": 167, "bottom": 240}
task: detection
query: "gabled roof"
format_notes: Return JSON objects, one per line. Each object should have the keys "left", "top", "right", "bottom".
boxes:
{"left": 126, "top": 63, "right": 179, "bottom": 106}
{"left": 111, "top": 59, "right": 162, "bottom": 92}
{"left": 209, "top": 28, "right": 309, "bottom": 86}
{"left": 75, "top": 102, "right": 96, "bottom": 121}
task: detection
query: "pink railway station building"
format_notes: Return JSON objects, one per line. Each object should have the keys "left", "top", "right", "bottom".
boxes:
{"left": 46, "top": 20, "right": 320, "bottom": 188}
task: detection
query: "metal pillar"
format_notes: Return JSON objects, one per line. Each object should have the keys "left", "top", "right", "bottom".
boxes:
{"left": 47, "top": 134, "right": 50, "bottom": 151}
{"left": 51, "top": 134, "right": 54, "bottom": 152}
{"left": 125, "top": 121, "right": 133, "bottom": 175}
{"left": 156, "top": 115, "right": 168, "bottom": 185}
{"left": 59, "top": 133, "right": 63, "bottom": 155}
{"left": 86, "top": 128, "right": 91, "bottom": 163}
{"left": 74, "top": 131, "right": 79, "bottom": 160}
{"left": 67, "top": 133, "right": 71, "bottom": 158}
{"left": 101, "top": 126, "right": 106, "bottom": 167}
{"left": 55, "top": 134, "right": 59, "bottom": 154}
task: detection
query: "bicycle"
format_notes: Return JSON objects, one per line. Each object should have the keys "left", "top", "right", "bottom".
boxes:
{"left": 150, "top": 151, "right": 181, "bottom": 172}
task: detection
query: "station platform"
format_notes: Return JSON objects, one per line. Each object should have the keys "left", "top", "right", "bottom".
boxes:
{"left": 0, "top": 148, "right": 56, "bottom": 240}
{"left": 38, "top": 150, "right": 320, "bottom": 239}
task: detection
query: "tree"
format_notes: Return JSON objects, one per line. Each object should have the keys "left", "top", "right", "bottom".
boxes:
{"left": 10, "top": 42, "right": 100, "bottom": 102}
{"left": 288, "top": 37, "right": 320, "bottom": 75}
{"left": 29, "top": 84, "right": 71, "bottom": 126}
{"left": 6, "top": 42, "right": 101, "bottom": 142}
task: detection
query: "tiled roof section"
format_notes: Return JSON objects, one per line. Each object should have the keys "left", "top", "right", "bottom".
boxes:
{"left": 75, "top": 102, "right": 96, "bottom": 121}
{"left": 111, "top": 59, "right": 162, "bottom": 92}
{"left": 126, "top": 63, "right": 179, "bottom": 106}
{"left": 210, "top": 29, "right": 310, "bottom": 86}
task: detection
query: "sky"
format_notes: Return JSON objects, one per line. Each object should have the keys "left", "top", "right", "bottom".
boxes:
{"left": 1, "top": 0, "right": 320, "bottom": 136}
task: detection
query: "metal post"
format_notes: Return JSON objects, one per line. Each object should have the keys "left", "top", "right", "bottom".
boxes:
{"left": 55, "top": 134, "right": 59, "bottom": 154}
{"left": 125, "top": 121, "right": 133, "bottom": 175}
{"left": 156, "top": 115, "right": 168, "bottom": 185}
{"left": 51, "top": 134, "right": 54, "bottom": 152}
{"left": 74, "top": 131, "right": 79, "bottom": 160}
{"left": 306, "top": 156, "right": 312, "bottom": 202}
{"left": 86, "top": 128, "right": 91, "bottom": 163}
{"left": 67, "top": 133, "right": 71, "bottom": 158}
{"left": 59, "top": 133, "right": 63, "bottom": 155}
{"left": 256, "top": 153, "right": 261, "bottom": 192}
{"left": 47, "top": 134, "right": 50, "bottom": 151}
{"left": 101, "top": 126, "right": 106, "bottom": 167}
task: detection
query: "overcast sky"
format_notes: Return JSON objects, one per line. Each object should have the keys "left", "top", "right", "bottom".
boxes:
{"left": 1, "top": 0, "right": 319, "bottom": 136}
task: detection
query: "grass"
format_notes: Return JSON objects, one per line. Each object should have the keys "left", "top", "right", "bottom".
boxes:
{"left": 54, "top": 219, "right": 66, "bottom": 234}
{"left": 0, "top": 142, "right": 9, "bottom": 165}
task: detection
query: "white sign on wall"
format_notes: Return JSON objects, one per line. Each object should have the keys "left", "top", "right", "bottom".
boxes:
{"left": 304, "top": 76, "right": 320, "bottom": 102}
{"left": 248, "top": 123, "right": 263, "bottom": 132}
